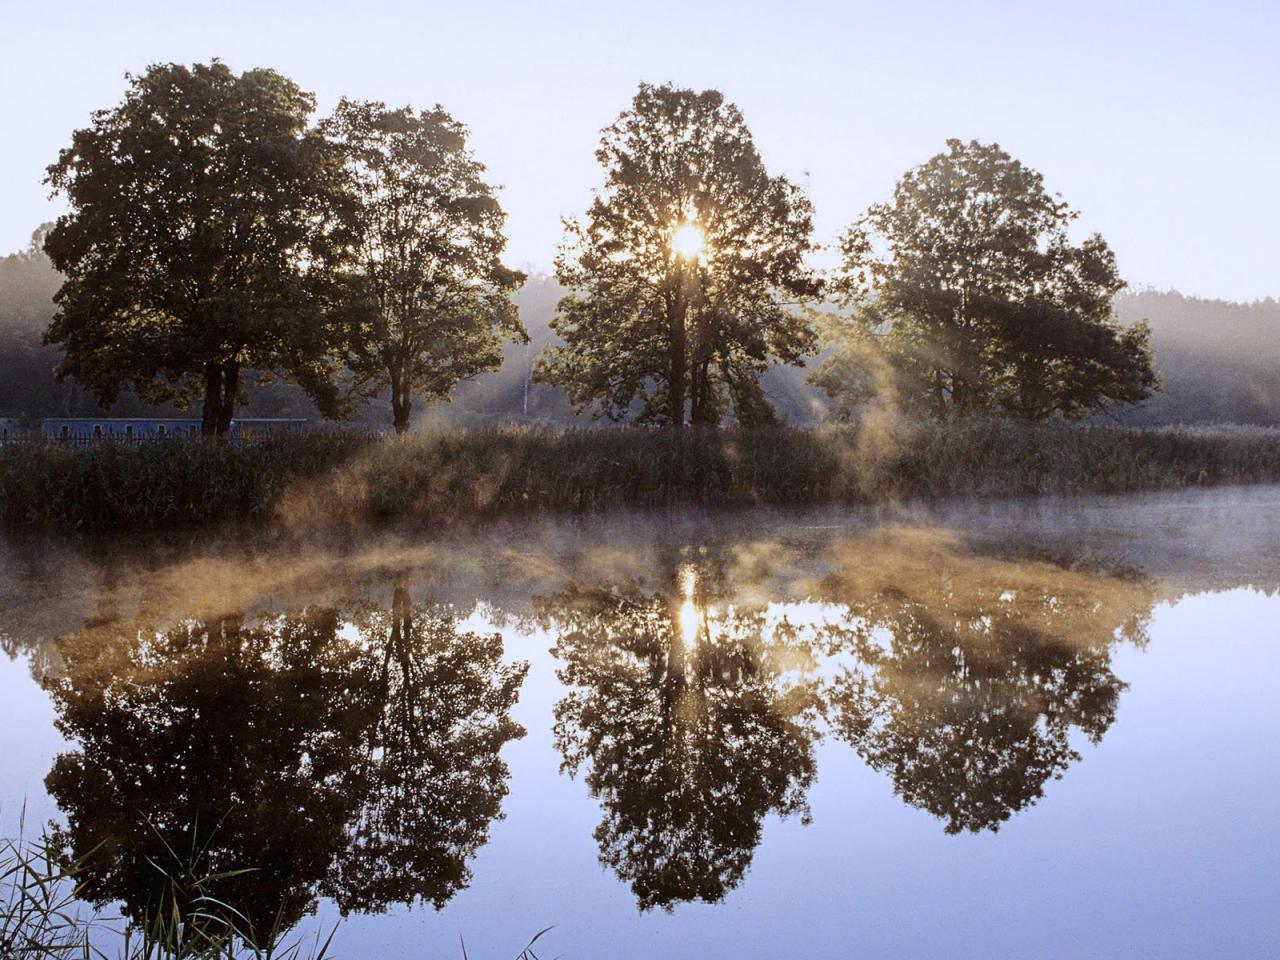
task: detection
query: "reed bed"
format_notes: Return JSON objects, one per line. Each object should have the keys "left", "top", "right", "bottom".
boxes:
{"left": 0, "top": 834, "right": 552, "bottom": 959}
{"left": 2, "top": 421, "right": 1279, "bottom": 533}
{"left": 0, "top": 833, "right": 334, "bottom": 960}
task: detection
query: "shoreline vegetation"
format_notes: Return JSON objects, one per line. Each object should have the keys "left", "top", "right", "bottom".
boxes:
{"left": 2, "top": 421, "right": 1279, "bottom": 534}
{"left": 0, "top": 834, "right": 553, "bottom": 960}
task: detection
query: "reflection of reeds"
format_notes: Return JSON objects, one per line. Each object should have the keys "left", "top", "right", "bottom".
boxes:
{"left": 1, "top": 831, "right": 552, "bottom": 959}
{"left": 0, "top": 828, "right": 336, "bottom": 959}
{"left": 3, "top": 421, "right": 1280, "bottom": 532}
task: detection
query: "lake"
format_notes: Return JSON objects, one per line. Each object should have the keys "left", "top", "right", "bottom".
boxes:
{"left": 2, "top": 485, "right": 1278, "bottom": 959}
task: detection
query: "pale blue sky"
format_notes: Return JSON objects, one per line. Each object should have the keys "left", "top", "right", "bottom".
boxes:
{"left": 2, "top": 0, "right": 1277, "bottom": 300}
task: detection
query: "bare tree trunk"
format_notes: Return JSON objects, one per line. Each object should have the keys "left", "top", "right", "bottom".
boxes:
{"left": 392, "top": 578, "right": 412, "bottom": 647}
{"left": 199, "top": 361, "right": 241, "bottom": 438}
{"left": 668, "top": 288, "right": 688, "bottom": 428}
{"left": 201, "top": 362, "right": 221, "bottom": 437}
{"left": 389, "top": 362, "right": 412, "bottom": 436}
{"left": 217, "top": 362, "right": 239, "bottom": 438}
{"left": 393, "top": 394, "right": 412, "bottom": 436}
{"left": 933, "top": 370, "right": 947, "bottom": 421}
{"left": 690, "top": 359, "right": 713, "bottom": 426}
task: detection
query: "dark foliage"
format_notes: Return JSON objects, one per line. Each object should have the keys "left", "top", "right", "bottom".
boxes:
{"left": 43, "top": 62, "right": 352, "bottom": 436}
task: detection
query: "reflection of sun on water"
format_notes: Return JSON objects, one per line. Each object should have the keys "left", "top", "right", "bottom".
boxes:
{"left": 677, "top": 563, "right": 701, "bottom": 651}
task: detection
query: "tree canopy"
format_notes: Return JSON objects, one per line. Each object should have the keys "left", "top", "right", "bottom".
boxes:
{"left": 536, "top": 83, "right": 821, "bottom": 427}
{"left": 43, "top": 61, "right": 351, "bottom": 436}
{"left": 541, "top": 561, "right": 820, "bottom": 909}
{"left": 321, "top": 99, "right": 526, "bottom": 434}
{"left": 816, "top": 529, "right": 1153, "bottom": 833}
{"left": 814, "top": 139, "right": 1157, "bottom": 421}
{"left": 43, "top": 585, "right": 527, "bottom": 947}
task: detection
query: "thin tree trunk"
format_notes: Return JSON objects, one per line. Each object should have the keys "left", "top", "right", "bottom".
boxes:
{"left": 393, "top": 394, "right": 412, "bottom": 435}
{"left": 690, "top": 359, "right": 713, "bottom": 426}
{"left": 217, "top": 362, "right": 239, "bottom": 438}
{"left": 668, "top": 289, "right": 688, "bottom": 428}
{"left": 201, "top": 362, "right": 221, "bottom": 437}
{"left": 389, "top": 361, "right": 412, "bottom": 436}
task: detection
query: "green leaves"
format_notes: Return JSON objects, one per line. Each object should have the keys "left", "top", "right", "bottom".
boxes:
{"left": 538, "top": 83, "right": 822, "bottom": 427}
{"left": 820, "top": 139, "right": 1157, "bottom": 422}
{"left": 44, "top": 62, "right": 353, "bottom": 435}
{"left": 321, "top": 99, "right": 526, "bottom": 433}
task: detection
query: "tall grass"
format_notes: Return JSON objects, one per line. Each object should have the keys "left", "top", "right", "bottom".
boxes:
{"left": 3, "top": 421, "right": 1280, "bottom": 533}
{"left": 0, "top": 433, "right": 366, "bottom": 532}
{"left": 0, "top": 832, "right": 335, "bottom": 960}
{"left": 0, "top": 833, "right": 553, "bottom": 960}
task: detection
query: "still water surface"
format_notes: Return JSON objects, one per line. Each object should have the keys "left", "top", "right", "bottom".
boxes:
{"left": 2, "top": 486, "right": 1278, "bottom": 958}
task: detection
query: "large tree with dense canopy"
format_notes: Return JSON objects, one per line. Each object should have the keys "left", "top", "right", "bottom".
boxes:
{"left": 321, "top": 99, "right": 526, "bottom": 435}
{"left": 43, "top": 61, "right": 352, "bottom": 436}
{"left": 537, "top": 83, "right": 821, "bottom": 427}
{"left": 814, "top": 139, "right": 1157, "bottom": 421}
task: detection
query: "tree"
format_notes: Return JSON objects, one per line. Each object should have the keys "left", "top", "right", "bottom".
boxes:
{"left": 42, "top": 585, "right": 527, "bottom": 947}
{"left": 815, "top": 139, "right": 1157, "bottom": 421}
{"left": 816, "top": 528, "right": 1154, "bottom": 833}
{"left": 536, "top": 84, "right": 821, "bottom": 427}
{"left": 44, "top": 608, "right": 368, "bottom": 946}
{"left": 321, "top": 100, "right": 526, "bottom": 435}
{"left": 541, "top": 561, "right": 820, "bottom": 909}
{"left": 43, "top": 61, "right": 351, "bottom": 437}
{"left": 326, "top": 581, "right": 528, "bottom": 911}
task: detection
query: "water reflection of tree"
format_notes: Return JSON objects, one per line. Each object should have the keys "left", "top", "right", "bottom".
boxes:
{"left": 42, "top": 586, "right": 526, "bottom": 945}
{"left": 328, "top": 583, "right": 528, "bottom": 912}
{"left": 817, "top": 530, "right": 1154, "bottom": 834}
{"left": 541, "top": 564, "right": 821, "bottom": 911}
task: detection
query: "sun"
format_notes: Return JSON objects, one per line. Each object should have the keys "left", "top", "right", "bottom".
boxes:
{"left": 671, "top": 222, "right": 705, "bottom": 260}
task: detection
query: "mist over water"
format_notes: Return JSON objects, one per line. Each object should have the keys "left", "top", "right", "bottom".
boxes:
{"left": 1, "top": 485, "right": 1277, "bottom": 958}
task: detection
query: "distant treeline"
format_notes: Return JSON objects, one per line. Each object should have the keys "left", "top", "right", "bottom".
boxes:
{"left": 4, "top": 238, "right": 1277, "bottom": 429}
{"left": 1111, "top": 291, "right": 1280, "bottom": 427}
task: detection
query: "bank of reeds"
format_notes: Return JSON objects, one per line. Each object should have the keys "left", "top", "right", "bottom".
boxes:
{"left": 0, "top": 833, "right": 334, "bottom": 960}
{"left": 0, "top": 834, "right": 553, "bottom": 959}
{"left": 2, "top": 420, "right": 1279, "bottom": 533}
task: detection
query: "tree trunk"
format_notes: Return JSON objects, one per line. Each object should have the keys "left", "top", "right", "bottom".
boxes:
{"left": 690, "top": 359, "right": 713, "bottom": 426}
{"left": 391, "top": 578, "right": 412, "bottom": 650}
{"left": 201, "top": 362, "right": 221, "bottom": 437}
{"left": 200, "top": 361, "right": 240, "bottom": 438}
{"left": 388, "top": 362, "right": 412, "bottom": 436}
{"left": 668, "top": 289, "right": 688, "bottom": 428}
{"left": 393, "top": 395, "right": 412, "bottom": 436}
{"left": 217, "top": 362, "right": 239, "bottom": 438}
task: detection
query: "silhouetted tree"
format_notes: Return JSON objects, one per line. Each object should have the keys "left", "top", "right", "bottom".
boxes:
{"left": 536, "top": 84, "right": 821, "bottom": 427}
{"left": 816, "top": 529, "right": 1153, "bottom": 832}
{"left": 44, "top": 608, "right": 366, "bottom": 946}
{"left": 541, "top": 563, "right": 820, "bottom": 909}
{"left": 815, "top": 140, "right": 1157, "bottom": 421}
{"left": 321, "top": 100, "right": 527, "bottom": 434}
{"left": 326, "top": 582, "right": 528, "bottom": 911}
{"left": 43, "top": 589, "right": 527, "bottom": 947}
{"left": 43, "top": 62, "right": 352, "bottom": 436}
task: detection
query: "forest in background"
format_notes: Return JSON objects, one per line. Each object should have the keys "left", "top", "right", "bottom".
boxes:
{"left": 3, "top": 229, "right": 1278, "bottom": 430}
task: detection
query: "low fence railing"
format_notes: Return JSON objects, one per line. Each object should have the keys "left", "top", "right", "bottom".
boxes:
{"left": 0, "top": 429, "right": 392, "bottom": 450}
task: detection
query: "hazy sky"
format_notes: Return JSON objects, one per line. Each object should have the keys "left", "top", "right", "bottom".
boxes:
{"left": 2, "top": 0, "right": 1277, "bottom": 300}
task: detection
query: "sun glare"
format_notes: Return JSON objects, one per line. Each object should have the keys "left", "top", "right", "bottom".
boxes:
{"left": 677, "top": 563, "right": 702, "bottom": 650}
{"left": 672, "top": 222, "right": 705, "bottom": 260}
